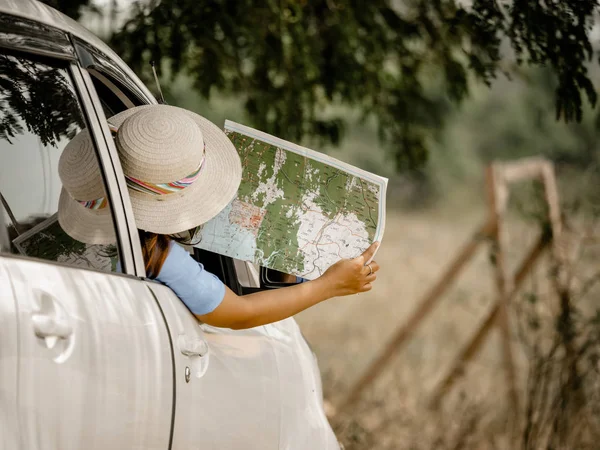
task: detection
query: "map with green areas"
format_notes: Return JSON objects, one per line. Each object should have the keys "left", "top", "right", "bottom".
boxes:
{"left": 196, "top": 121, "right": 387, "bottom": 280}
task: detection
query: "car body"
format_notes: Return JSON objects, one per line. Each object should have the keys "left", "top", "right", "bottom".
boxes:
{"left": 0, "top": 1, "right": 340, "bottom": 448}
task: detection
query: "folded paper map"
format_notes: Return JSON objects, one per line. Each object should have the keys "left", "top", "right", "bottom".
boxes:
{"left": 195, "top": 121, "right": 388, "bottom": 280}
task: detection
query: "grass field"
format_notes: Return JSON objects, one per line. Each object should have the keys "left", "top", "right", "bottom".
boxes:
{"left": 295, "top": 200, "right": 599, "bottom": 449}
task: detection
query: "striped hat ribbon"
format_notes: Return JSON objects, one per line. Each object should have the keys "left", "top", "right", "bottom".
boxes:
{"left": 108, "top": 120, "right": 206, "bottom": 196}
{"left": 125, "top": 151, "right": 206, "bottom": 196}
{"left": 78, "top": 197, "right": 108, "bottom": 210}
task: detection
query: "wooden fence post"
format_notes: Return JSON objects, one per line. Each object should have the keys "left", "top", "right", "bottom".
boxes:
{"left": 339, "top": 219, "right": 496, "bottom": 412}
{"left": 337, "top": 157, "right": 562, "bottom": 418}
{"left": 486, "top": 165, "right": 520, "bottom": 417}
{"left": 429, "top": 234, "right": 549, "bottom": 408}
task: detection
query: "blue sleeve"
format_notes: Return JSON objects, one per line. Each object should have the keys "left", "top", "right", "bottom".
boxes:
{"left": 155, "top": 243, "right": 226, "bottom": 315}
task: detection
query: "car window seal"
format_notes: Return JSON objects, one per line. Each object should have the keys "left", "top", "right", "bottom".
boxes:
{"left": 67, "top": 63, "right": 136, "bottom": 276}
{"left": 73, "top": 38, "right": 150, "bottom": 105}
{"left": 0, "top": 205, "right": 10, "bottom": 252}
{"left": 70, "top": 64, "right": 147, "bottom": 277}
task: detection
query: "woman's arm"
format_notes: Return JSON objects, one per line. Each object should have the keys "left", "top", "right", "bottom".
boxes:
{"left": 196, "top": 242, "right": 380, "bottom": 329}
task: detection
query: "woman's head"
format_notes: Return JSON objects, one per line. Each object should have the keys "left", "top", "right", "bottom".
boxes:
{"left": 58, "top": 104, "right": 242, "bottom": 243}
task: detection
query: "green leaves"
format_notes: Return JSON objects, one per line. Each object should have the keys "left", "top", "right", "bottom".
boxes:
{"left": 106, "top": 1, "right": 466, "bottom": 170}
{"left": 43, "top": 0, "right": 600, "bottom": 171}
{"left": 508, "top": 0, "right": 600, "bottom": 122}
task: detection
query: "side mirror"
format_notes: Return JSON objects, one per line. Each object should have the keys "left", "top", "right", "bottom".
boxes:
{"left": 260, "top": 267, "right": 304, "bottom": 288}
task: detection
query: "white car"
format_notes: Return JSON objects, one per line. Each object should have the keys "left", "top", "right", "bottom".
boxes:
{"left": 0, "top": 1, "right": 340, "bottom": 448}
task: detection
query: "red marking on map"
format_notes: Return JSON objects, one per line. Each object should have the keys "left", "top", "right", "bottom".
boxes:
{"left": 228, "top": 199, "right": 266, "bottom": 236}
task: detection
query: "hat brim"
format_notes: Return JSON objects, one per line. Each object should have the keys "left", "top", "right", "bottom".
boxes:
{"left": 109, "top": 107, "right": 242, "bottom": 234}
{"left": 58, "top": 188, "right": 116, "bottom": 245}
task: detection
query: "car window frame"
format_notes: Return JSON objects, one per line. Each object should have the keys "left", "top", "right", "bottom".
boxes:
{"left": 73, "top": 38, "right": 155, "bottom": 106}
{"left": 71, "top": 63, "right": 146, "bottom": 277}
{"left": 88, "top": 68, "right": 137, "bottom": 112}
{"left": 0, "top": 200, "right": 9, "bottom": 252}
{"left": 71, "top": 44, "right": 158, "bottom": 278}
{"left": 0, "top": 10, "right": 153, "bottom": 278}
{"left": 0, "top": 47, "right": 136, "bottom": 276}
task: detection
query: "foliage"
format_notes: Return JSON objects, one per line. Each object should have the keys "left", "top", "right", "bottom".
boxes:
{"left": 515, "top": 225, "right": 600, "bottom": 449}
{"left": 458, "top": 69, "right": 599, "bottom": 169}
{"left": 0, "top": 54, "right": 83, "bottom": 147}
{"left": 42, "top": 0, "right": 600, "bottom": 171}
{"left": 509, "top": 0, "right": 599, "bottom": 123}
{"left": 426, "top": 66, "right": 600, "bottom": 213}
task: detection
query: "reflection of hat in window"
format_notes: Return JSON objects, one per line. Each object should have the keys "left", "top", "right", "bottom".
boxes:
{"left": 58, "top": 128, "right": 116, "bottom": 245}
{"left": 59, "top": 104, "right": 242, "bottom": 244}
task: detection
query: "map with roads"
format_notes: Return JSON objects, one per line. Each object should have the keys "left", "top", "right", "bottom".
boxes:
{"left": 196, "top": 121, "right": 387, "bottom": 280}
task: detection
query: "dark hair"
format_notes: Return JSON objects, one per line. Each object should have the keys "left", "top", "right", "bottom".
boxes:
{"left": 139, "top": 226, "right": 202, "bottom": 278}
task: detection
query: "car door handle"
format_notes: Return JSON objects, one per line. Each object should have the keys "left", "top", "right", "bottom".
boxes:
{"left": 178, "top": 335, "right": 208, "bottom": 358}
{"left": 31, "top": 313, "right": 73, "bottom": 339}
{"left": 31, "top": 290, "right": 73, "bottom": 340}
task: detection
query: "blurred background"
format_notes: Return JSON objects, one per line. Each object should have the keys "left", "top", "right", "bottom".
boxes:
{"left": 45, "top": 1, "right": 599, "bottom": 448}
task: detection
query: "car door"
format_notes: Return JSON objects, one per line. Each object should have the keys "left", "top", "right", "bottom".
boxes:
{"left": 148, "top": 280, "right": 281, "bottom": 450}
{"left": 0, "top": 31, "right": 173, "bottom": 450}
{"left": 137, "top": 251, "right": 338, "bottom": 450}
{"left": 3, "top": 258, "right": 173, "bottom": 450}
{"left": 193, "top": 255, "right": 340, "bottom": 449}
{"left": 0, "top": 257, "right": 19, "bottom": 450}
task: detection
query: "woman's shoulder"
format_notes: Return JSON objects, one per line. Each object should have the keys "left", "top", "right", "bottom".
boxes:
{"left": 155, "top": 241, "right": 226, "bottom": 316}
{"left": 159, "top": 241, "right": 196, "bottom": 275}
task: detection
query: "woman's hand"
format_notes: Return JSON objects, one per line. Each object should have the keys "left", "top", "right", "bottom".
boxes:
{"left": 199, "top": 241, "right": 381, "bottom": 329}
{"left": 319, "top": 242, "right": 380, "bottom": 297}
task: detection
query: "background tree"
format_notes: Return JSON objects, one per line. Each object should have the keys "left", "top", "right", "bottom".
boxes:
{"left": 42, "top": 0, "right": 600, "bottom": 171}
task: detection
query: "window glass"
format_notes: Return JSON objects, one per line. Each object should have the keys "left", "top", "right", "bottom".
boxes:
{"left": 75, "top": 39, "right": 149, "bottom": 107}
{"left": 0, "top": 53, "right": 120, "bottom": 273}
{"left": 89, "top": 69, "right": 136, "bottom": 117}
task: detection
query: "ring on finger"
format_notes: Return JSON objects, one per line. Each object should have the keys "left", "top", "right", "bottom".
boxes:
{"left": 366, "top": 263, "right": 373, "bottom": 276}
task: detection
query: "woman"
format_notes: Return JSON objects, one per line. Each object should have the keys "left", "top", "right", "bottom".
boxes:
{"left": 58, "top": 105, "right": 380, "bottom": 329}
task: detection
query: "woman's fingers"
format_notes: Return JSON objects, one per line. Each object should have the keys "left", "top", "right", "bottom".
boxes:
{"left": 369, "top": 261, "right": 380, "bottom": 272}
{"left": 362, "top": 260, "right": 379, "bottom": 276}
{"left": 357, "top": 261, "right": 378, "bottom": 293}
{"left": 365, "top": 274, "right": 377, "bottom": 283}
{"left": 356, "top": 242, "right": 380, "bottom": 264}
{"left": 360, "top": 283, "right": 372, "bottom": 292}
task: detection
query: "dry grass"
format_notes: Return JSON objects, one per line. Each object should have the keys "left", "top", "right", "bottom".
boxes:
{"left": 295, "top": 203, "right": 600, "bottom": 449}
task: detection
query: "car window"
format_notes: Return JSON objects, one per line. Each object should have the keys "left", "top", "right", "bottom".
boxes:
{"left": 74, "top": 38, "right": 151, "bottom": 117}
{"left": 79, "top": 40, "right": 150, "bottom": 101}
{"left": 88, "top": 68, "right": 140, "bottom": 117}
{"left": 0, "top": 52, "right": 120, "bottom": 273}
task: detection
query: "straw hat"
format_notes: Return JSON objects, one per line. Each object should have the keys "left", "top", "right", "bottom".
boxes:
{"left": 113, "top": 105, "right": 242, "bottom": 234}
{"left": 58, "top": 129, "right": 116, "bottom": 245}
{"left": 59, "top": 105, "right": 242, "bottom": 243}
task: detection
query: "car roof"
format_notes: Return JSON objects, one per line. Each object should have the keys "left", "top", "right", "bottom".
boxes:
{"left": 0, "top": 0, "right": 153, "bottom": 101}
